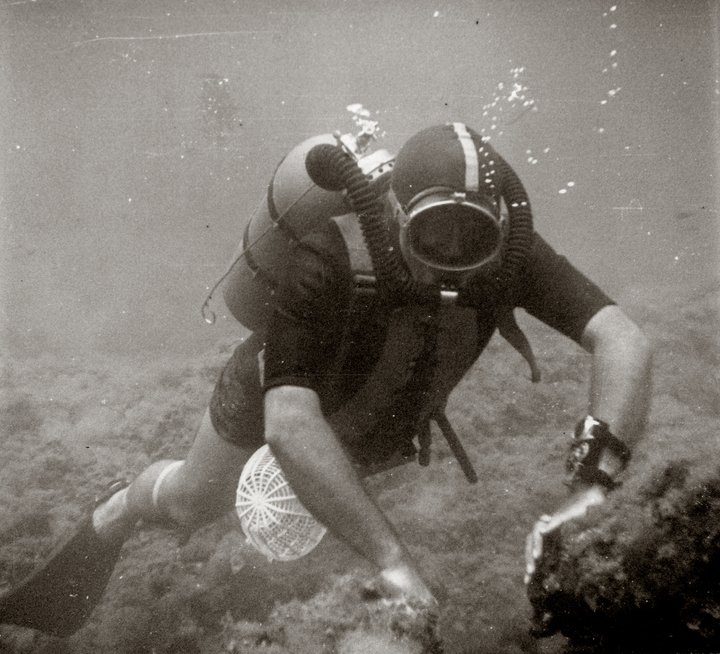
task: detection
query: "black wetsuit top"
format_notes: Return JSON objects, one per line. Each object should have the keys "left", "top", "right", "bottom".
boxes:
{"left": 264, "top": 224, "right": 611, "bottom": 392}
{"left": 210, "top": 221, "right": 613, "bottom": 463}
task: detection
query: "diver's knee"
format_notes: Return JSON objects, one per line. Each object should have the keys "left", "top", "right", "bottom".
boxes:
{"left": 162, "top": 468, "right": 235, "bottom": 529}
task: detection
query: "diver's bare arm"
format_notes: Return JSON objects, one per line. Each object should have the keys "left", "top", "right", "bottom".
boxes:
{"left": 526, "top": 305, "right": 652, "bottom": 580}
{"left": 555, "top": 306, "right": 651, "bottom": 504}
{"left": 580, "top": 304, "right": 653, "bottom": 473}
{"left": 553, "top": 305, "right": 651, "bottom": 506}
{"left": 264, "top": 385, "right": 432, "bottom": 601}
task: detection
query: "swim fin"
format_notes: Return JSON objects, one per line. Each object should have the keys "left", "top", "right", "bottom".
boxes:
{"left": 0, "top": 479, "right": 129, "bottom": 637}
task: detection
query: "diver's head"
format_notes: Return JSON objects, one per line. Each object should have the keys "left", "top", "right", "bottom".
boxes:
{"left": 390, "top": 123, "right": 506, "bottom": 287}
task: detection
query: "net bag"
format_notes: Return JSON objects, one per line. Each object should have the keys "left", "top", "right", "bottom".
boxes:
{"left": 235, "top": 444, "right": 327, "bottom": 561}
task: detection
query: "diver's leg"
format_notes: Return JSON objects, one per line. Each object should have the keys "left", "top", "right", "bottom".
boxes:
{"left": 0, "top": 336, "right": 265, "bottom": 637}
{"left": 92, "top": 408, "right": 256, "bottom": 539}
{"left": 93, "top": 335, "right": 266, "bottom": 540}
{"left": 95, "top": 407, "right": 259, "bottom": 536}
{"left": 0, "top": 410, "right": 261, "bottom": 637}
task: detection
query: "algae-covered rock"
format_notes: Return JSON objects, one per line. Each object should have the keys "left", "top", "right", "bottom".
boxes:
{"left": 221, "top": 572, "right": 443, "bottom": 654}
{"left": 528, "top": 460, "right": 720, "bottom": 653}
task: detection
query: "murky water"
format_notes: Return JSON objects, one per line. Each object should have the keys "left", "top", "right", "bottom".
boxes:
{"left": 2, "top": 0, "right": 717, "bottom": 358}
{"left": 0, "top": 4, "right": 718, "bottom": 653}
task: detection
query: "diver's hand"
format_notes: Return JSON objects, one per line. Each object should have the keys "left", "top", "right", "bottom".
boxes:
{"left": 365, "top": 563, "right": 438, "bottom": 609}
{"left": 362, "top": 564, "right": 443, "bottom": 653}
{"left": 524, "top": 484, "right": 607, "bottom": 584}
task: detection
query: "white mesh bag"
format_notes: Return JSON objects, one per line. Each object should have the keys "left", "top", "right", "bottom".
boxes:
{"left": 235, "top": 444, "right": 327, "bottom": 561}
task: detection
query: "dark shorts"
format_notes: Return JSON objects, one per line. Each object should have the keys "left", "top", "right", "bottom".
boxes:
{"left": 209, "top": 333, "right": 266, "bottom": 449}
{"left": 208, "top": 332, "right": 420, "bottom": 468}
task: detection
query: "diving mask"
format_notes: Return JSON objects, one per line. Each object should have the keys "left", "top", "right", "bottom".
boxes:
{"left": 391, "top": 185, "right": 506, "bottom": 286}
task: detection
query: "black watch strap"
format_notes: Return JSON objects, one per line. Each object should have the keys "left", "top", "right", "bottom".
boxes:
{"left": 564, "top": 416, "right": 631, "bottom": 490}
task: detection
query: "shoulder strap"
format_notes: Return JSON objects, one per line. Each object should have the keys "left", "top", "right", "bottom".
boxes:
{"left": 331, "top": 213, "right": 374, "bottom": 276}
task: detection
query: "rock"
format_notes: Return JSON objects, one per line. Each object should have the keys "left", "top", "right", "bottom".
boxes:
{"left": 527, "top": 461, "right": 720, "bottom": 653}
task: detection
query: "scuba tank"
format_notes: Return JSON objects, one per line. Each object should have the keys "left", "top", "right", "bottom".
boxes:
{"left": 221, "top": 132, "right": 395, "bottom": 332}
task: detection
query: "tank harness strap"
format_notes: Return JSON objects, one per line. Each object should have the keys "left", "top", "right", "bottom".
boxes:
{"left": 418, "top": 420, "right": 432, "bottom": 467}
{"left": 242, "top": 220, "right": 279, "bottom": 291}
{"left": 497, "top": 308, "right": 541, "bottom": 382}
{"left": 266, "top": 164, "right": 304, "bottom": 241}
{"left": 432, "top": 410, "right": 479, "bottom": 484}
{"left": 330, "top": 212, "right": 375, "bottom": 275}
{"left": 416, "top": 410, "right": 478, "bottom": 484}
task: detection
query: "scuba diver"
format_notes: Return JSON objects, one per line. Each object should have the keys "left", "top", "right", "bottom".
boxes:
{"left": 0, "top": 121, "right": 652, "bottom": 638}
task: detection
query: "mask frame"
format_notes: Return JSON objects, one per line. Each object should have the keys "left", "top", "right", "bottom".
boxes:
{"left": 389, "top": 185, "right": 506, "bottom": 285}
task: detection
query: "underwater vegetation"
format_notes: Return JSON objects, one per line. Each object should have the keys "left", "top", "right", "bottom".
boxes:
{"left": 0, "top": 283, "right": 718, "bottom": 653}
{"left": 529, "top": 460, "right": 720, "bottom": 653}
